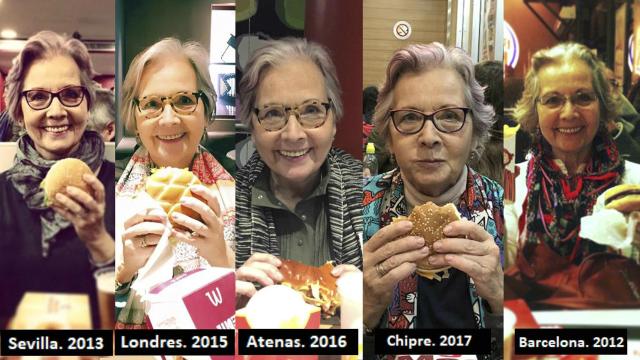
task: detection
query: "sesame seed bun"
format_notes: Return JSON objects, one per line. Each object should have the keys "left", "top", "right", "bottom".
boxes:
{"left": 40, "top": 158, "right": 93, "bottom": 207}
{"left": 394, "top": 202, "right": 461, "bottom": 276}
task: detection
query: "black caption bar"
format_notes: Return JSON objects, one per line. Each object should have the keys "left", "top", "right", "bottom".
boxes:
{"left": 0, "top": 330, "right": 112, "bottom": 356}
{"left": 238, "top": 329, "right": 358, "bottom": 355}
{"left": 375, "top": 329, "right": 491, "bottom": 355}
{"left": 114, "top": 329, "right": 234, "bottom": 356}
{"left": 515, "top": 328, "right": 627, "bottom": 355}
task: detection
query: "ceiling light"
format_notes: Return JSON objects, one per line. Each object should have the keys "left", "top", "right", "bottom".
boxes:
{"left": 1, "top": 29, "right": 17, "bottom": 39}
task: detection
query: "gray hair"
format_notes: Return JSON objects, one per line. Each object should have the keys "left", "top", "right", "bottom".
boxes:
{"left": 121, "top": 38, "right": 217, "bottom": 133}
{"left": 4, "top": 30, "right": 97, "bottom": 125}
{"left": 373, "top": 42, "right": 494, "bottom": 160}
{"left": 87, "top": 87, "right": 115, "bottom": 132}
{"left": 237, "top": 37, "right": 343, "bottom": 130}
{"left": 514, "top": 42, "right": 617, "bottom": 135}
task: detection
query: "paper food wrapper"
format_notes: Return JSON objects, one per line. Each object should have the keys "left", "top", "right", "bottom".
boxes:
{"left": 144, "top": 267, "right": 235, "bottom": 329}
{"left": 580, "top": 192, "right": 640, "bottom": 259}
{"left": 145, "top": 268, "right": 235, "bottom": 360}
{"left": 236, "top": 285, "right": 320, "bottom": 329}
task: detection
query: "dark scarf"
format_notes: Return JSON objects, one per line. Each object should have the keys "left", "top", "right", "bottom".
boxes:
{"left": 5, "top": 131, "right": 104, "bottom": 257}
{"left": 523, "top": 132, "right": 624, "bottom": 263}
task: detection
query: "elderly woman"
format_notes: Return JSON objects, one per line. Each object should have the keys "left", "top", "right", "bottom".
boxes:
{"left": 115, "top": 38, "right": 235, "bottom": 327}
{"left": 235, "top": 38, "right": 362, "bottom": 297}
{"left": 0, "top": 31, "right": 114, "bottom": 328}
{"left": 362, "top": 43, "right": 503, "bottom": 340}
{"left": 505, "top": 43, "right": 640, "bottom": 308}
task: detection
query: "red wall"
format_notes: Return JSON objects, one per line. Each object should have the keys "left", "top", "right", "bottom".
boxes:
{"left": 505, "top": 0, "right": 559, "bottom": 79}
{"left": 0, "top": 72, "right": 4, "bottom": 111}
{"left": 305, "top": 0, "right": 363, "bottom": 160}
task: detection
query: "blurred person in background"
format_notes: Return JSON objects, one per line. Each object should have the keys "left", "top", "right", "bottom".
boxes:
{"left": 115, "top": 38, "right": 235, "bottom": 327}
{"left": 602, "top": 67, "right": 640, "bottom": 163}
{"left": 470, "top": 60, "right": 503, "bottom": 185}
{"left": 0, "top": 31, "right": 115, "bottom": 328}
{"left": 87, "top": 87, "right": 115, "bottom": 142}
{"left": 234, "top": 38, "right": 362, "bottom": 299}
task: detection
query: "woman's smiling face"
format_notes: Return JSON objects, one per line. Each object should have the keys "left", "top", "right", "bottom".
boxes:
{"left": 251, "top": 58, "right": 336, "bottom": 186}
{"left": 20, "top": 55, "right": 88, "bottom": 160}
{"left": 536, "top": 60, "right": 600, "bottom": 163}
{"left": 135, "top": 56, "right": 205, "bottom": 168}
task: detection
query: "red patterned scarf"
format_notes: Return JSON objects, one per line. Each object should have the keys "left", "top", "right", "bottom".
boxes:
{"left": 521, "top": 133, "right": 623, "bottom": 263}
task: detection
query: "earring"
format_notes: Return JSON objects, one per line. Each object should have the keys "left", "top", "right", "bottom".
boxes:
{"left": 201, "top": 127, "right": 208, "bottom": 144}
{"left": 135, "top": 133, "right": 141, "bottom": 145}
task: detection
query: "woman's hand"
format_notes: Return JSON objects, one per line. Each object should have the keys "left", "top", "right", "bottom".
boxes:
{"left": 236, "top": 253, "right": 283, "bottom": 288}
{"left": 427, "top": 219, "right": 503, "bottom": 313}
{"left": 363, "top": 220, "right": 429, "bottom": 329}
{"left": 171, "top": 185, "right": 232, "bottom": 267}
{"left": 118, "top": 207, "right": 167, "bottom": 284}
{"left": 236, "top": 280, "right": 257, "bottom": 309}
{"left": 52, "top": 173, "right": 113, "bottom": 262}
{"left": 331, "top": 264, "right": 360, "bottom": 278}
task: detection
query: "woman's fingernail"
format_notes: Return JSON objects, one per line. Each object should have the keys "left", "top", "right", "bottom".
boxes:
{"left": 428, "top": 256, "right": 437, "bottom": 263}
{"left": 433, "top": 241, "right": 441, "bottom": 250}
{"left": 443, "top": 225, "right": 452, "bottom": 234}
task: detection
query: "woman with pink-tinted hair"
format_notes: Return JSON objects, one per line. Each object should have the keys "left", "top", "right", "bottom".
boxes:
{"left": 361, "top": 43, "right": 503, "bottom": 351}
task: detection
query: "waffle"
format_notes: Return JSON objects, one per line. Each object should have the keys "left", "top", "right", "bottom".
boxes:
{"left": 145, "top": 167, "right": 203, "bottom": 230}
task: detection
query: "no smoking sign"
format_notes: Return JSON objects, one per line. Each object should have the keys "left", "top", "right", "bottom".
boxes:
{"left": 393, "top": 20, "right": 412, "bottom": 40}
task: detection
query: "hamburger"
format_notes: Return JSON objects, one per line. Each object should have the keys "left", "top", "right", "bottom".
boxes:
{"left": 279, "top": 259, "right": 339, "bottom": 318}
{"left": 394, "top": 202, "right": 461, "bottom": 278}
{"left": 145, "top": 167, "right": 205, "bottom": 230}
{"left": 40, "top": 158, "right": 93, "bottom": 207}
{"left": 604, "top": 184, "right": 640, "bottom": 214}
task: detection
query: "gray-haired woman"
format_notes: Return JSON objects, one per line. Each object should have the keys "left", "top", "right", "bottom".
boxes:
{"left": 115, "top": 38, "right": 235, "bottom": 327}
{"left": 362, "top": 43, "right": 503, "bottom": 347}
{"left": 234, "top": 37, "right": 362, "bottom": 299}
{"left": 0, "top": 31, "right": 114, "bottom": 328}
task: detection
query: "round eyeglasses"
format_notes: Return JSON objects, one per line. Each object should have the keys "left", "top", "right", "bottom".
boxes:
{"left": 21, "top": 86, "right": 87, "bottom": 111}
{"left": 390, "top": 107, "right": 469, "bottom": 134}
{"left": 537, "top": 91, "right": 597, "bottom": 110}
{"left": 134, "top": 91, "right": 205, "bottom": 119}
{"left": 253, "top": 99, "right": 332, "bottom": 132}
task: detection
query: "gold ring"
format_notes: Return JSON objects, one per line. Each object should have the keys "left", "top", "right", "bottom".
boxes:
{"left": 189, "top": 231, "right": 198, "bottom": 239}
{"left": 139, "top": 235, "right": 148, "bottom": 248}
{"left": 375, "top": 262, "right": 387, "bottom": 277}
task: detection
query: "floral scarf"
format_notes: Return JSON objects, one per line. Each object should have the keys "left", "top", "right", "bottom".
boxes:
{"left": 5, "top": 131, "right": 104, "bottom": 257}
{"left": 522, "top": 133, "right": 623, "bottom": 263}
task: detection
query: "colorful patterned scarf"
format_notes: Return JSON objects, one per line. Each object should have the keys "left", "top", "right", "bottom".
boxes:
{"left": 363, "top": 167, "right": 505, "bottom": 328}
{"left": 523, "top": 132, "right": 624, "bottom": 263}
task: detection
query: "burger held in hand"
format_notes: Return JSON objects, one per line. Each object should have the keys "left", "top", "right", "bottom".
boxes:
{"left": 145, "top": 167, "right": 206, "bottom": 230}
{"left": 394, "top": 202, "right": 461, "bottom": 278}
{"left": 41, "top": 158, "right": 94, "bottom": 206}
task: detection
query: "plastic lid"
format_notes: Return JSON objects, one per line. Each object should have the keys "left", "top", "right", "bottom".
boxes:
{"left": 366, "top": 142, "right": 375, "bottom": 154}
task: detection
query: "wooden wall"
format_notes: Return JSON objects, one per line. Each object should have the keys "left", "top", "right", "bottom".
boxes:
{"left": 363, "top": 0, "right": 448, "bottom": 87}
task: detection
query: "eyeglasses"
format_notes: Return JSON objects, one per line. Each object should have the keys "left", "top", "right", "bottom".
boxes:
{"left": 134, "top": 91, "right": 204, "bottom": 119}
{"left": 389, "top": 107, "right": 469, "bottom": 134}
{"left": 537, "top": 90, "right": 597, "bottom": 110}
{"left": 253, "top": 99, "right": 332, "bottom": 132}
{"left": 21, "top": 86, "right": 87, "bottom": 110}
